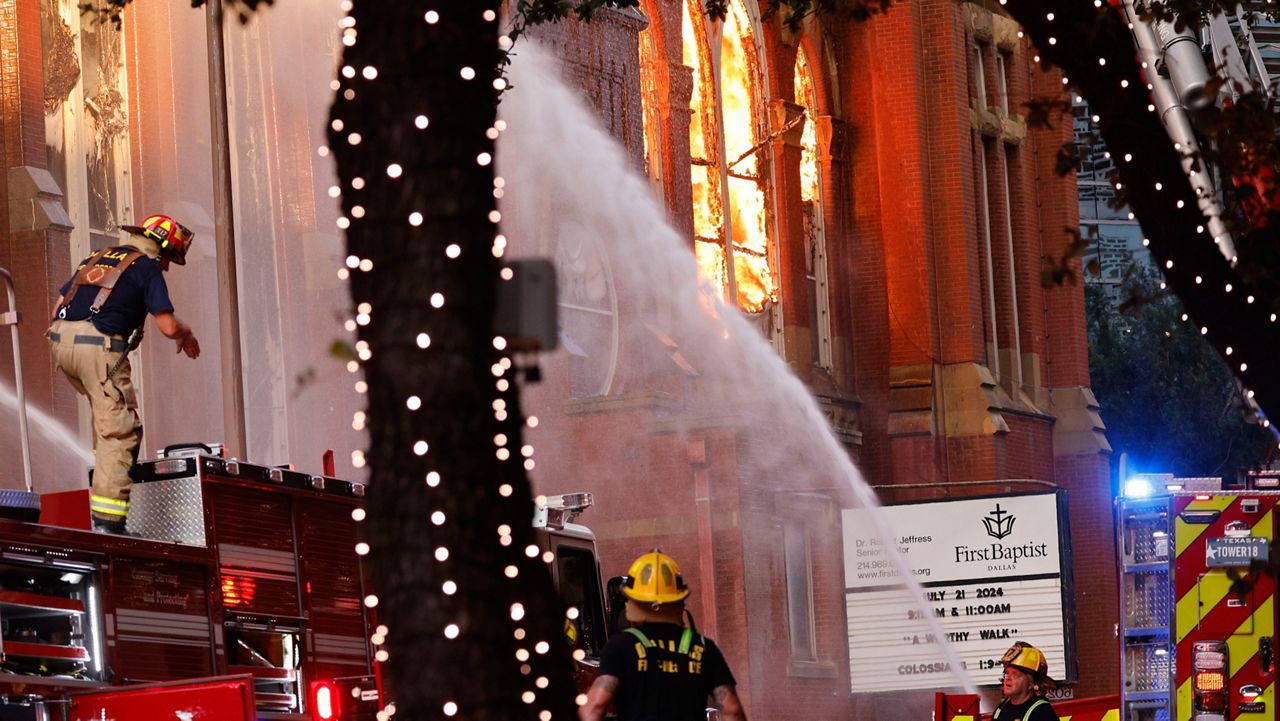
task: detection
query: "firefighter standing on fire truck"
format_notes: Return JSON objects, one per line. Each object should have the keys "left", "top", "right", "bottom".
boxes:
{"left": 994, "top": 642, "right": 1060, "bottom": 721}
{"left": 579, "top": 550, "right": 747, "bottom": 721}
{"left": 48, "top": 214, "right": 200, "bottom": 535}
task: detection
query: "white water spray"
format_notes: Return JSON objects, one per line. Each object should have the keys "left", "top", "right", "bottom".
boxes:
{"left": 500, "top": 43, "right": 978, "bottom": 696}
{"left": 0, "top": 380, "right": 93, "bottom": 483}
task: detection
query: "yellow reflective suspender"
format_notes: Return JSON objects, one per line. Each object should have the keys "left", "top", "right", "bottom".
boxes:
{"left": 994, "top": 698, "right": 1050, "bottom": 721}
{"left": 625, "top": 627, "right": 697, "bottom": 675}
{"left": 624, "top": 627, "right": 693, "bottom": 653}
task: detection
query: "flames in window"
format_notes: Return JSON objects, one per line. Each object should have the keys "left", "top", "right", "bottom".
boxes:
{"left": 796, "top": 49, "right": 820, "bottom": 204}
{"left": 684, "top": 0, "right": 777, "bottom": 314}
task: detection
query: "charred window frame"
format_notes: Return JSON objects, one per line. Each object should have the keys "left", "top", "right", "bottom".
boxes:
{"left": 682, "top": 0, "right": 779, "bottom": 319}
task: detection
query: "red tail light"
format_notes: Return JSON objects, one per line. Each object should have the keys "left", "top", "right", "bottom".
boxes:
{"left": 312, "top": 681, "right": 340, "bottom": 720}
{"left": 1195, "top": 671, "right": 1225, "bottom": 692}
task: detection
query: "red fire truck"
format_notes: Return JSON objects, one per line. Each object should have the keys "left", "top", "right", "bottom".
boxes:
{"left": 1113, "top": 475, "right": 1278, "bottom": 721}
{"left": 936, "top": 472, "right": 1280, "bottom": 721}
{"left": 0, "top": 445, "right": 609, "bottom": 721}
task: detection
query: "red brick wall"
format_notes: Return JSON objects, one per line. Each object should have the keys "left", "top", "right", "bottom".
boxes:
{"left": 0, "top": 0, "right": 82, "bottom": 488}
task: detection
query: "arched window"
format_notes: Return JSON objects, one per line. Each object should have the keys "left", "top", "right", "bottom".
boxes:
{"left": 683, "top": 0, "right": 777, "bottom": 316}
{"left": 795, "top": 46, "right": 833, "bottom": 371}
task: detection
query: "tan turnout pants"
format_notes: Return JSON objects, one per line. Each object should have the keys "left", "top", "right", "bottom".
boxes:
{"left": 48, "top": 319, "right": 141, "bottom": 522}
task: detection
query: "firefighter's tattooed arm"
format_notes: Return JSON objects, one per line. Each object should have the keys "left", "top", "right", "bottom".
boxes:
{"left": 578, "top": 675, "right": 619, "bottom": 721}
{"left": 713, "top": 685, "right": 747, "bottom": 721}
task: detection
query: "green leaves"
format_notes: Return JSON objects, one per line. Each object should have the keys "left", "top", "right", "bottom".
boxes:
{"left": 1086, "top": 276, "right": 1272, "bottom": 478}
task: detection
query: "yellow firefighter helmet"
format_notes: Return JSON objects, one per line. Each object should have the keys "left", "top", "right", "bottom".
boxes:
{"left": 1001, "top": 641, "right": 1058, "bottom": 689}
{"left": 621, "top": 549, "right": 690, "bottom": 605}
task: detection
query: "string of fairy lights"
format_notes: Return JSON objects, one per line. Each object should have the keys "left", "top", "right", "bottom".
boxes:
{"left": 1003, "top": 0, "right": 1280, "bottom": 448}
{"left": 321, "top": 3, "right": 584, "bottom": 720}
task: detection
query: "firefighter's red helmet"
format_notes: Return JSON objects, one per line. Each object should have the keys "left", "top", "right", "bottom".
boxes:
{"left": 121, "top": 214, "right": 194, "bottom": 265}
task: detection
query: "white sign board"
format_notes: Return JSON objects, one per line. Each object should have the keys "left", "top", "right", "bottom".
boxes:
{"left": 842, "top": 492, "right": 1069, "bottom": 693}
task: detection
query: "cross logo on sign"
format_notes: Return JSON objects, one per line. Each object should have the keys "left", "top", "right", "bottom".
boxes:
{"left": 982, "top": 504, "right": 1016, "bottom": 540}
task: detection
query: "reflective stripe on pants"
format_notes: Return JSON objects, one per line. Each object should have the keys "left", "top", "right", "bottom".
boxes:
{"left": 49, "top": 319, "right": 142, "bottom": 521}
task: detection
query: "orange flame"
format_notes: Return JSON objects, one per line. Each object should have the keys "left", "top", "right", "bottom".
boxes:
{"left": 684, "top": 4, "right": 722, "bottom": 243}
{"left": 684, "top": 0, "right": 776, "bottom": 314}
{"left": 796, "top": 49, "right": 820, "bottom": 204}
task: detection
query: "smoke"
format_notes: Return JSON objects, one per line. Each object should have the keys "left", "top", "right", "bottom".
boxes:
{"left": 498, "top": 42, "right": 977, "bottom": 705}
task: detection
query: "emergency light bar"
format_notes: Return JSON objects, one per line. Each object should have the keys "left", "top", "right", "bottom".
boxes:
{"left": 533, "top": 492, "right": 594, "bottom": 529}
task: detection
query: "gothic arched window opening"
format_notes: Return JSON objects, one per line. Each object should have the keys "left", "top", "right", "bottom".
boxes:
{"left": 683, "top": 0, "right": 777, "bottom": 315}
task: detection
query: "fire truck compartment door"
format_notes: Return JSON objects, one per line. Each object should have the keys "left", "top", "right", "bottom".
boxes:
{"left": 65, "top": 674, "right": 256, "bottom": 721}
{"left": 1190, "top": 572, "right": 1257, "bottom": 632}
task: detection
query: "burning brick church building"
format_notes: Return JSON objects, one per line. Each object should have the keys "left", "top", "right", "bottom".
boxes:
{"left": 0, "top": 0, "right": 1115, "bottom": 716}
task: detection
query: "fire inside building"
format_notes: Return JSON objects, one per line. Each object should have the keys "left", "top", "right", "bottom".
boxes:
{"left": 0, "top": 0, "right": 1115, "bottom": 718}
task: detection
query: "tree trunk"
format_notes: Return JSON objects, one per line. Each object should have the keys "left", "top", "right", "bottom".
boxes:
{"left": 329, "top": 3, "right": 579, "bottom": 720}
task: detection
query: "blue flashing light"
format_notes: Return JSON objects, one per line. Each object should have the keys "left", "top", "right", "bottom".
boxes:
{"left": 1124, "top": 476, "right": 1155, "bottom": 498}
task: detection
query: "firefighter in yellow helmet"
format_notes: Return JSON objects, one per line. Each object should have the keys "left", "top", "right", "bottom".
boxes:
{"left": 48, "top": 214, "right": 201, "bottom": 535}
{"left": 994, "top": 642, "right": 1060, "bottom": 721}
{"left": 579, "top": 550, "right": 747, "bottom": 721}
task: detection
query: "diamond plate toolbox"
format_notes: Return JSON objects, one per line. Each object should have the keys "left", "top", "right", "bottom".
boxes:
{"left": 126, "top": 475, "right": 207, "bottom": 545}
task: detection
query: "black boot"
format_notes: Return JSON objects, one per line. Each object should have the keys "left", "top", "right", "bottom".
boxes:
{"left": 91, "top": 517, "right": 129, "bottom": 535}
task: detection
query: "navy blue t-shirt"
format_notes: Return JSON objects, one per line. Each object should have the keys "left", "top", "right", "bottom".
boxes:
{"left": 57, "top": 247, "right": 174, "bottom": 337}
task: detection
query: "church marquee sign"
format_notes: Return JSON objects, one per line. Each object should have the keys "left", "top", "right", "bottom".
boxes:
{"left": 841, "top": 490, "right": 1075, "bottom": 694}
